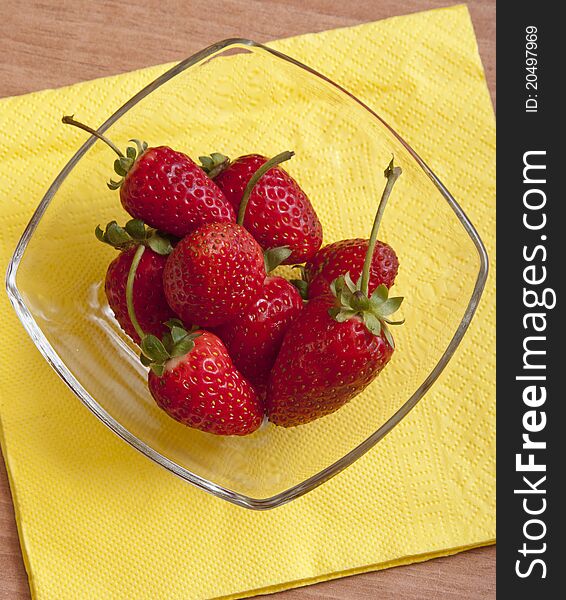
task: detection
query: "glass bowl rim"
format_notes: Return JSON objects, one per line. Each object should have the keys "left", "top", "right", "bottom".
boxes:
{"left": 4, "top": 38, "right": 489, "bottom": 510}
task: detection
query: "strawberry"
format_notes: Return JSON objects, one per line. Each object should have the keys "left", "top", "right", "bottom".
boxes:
{"left": 63, "top": 116, "right": 235, "bottom": 237}
{"left": 267, "top": 160, "right": 404, "bottom": 427}
{"left": 96, "top": 219, "right": 176, "bottom": 343}
{"left": 119, "top": 247, "right": 264, "bottom": 436}
{"left": 201, "top": 151, "right": 323, "bottom": 264}
{"left": 304, "top": 238, "right": 398, "bottom": 299}
{"left": 266, "top": 292, "right": 396, "bottom": 427}
{"left": 214, "top": 274, "right": 304, "bottom": 389}
{"left": 163, "top": 222, "right": 266, "bottom": 328}
{"left": 144, "top": 326, "right": 264, "bottom": 436}
{"left": 118, "top": 146, "right": 235, "bottom": 238}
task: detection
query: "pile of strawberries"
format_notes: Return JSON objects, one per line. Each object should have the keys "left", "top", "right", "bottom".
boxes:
{"left": 65, "top": 116, "right": 404, "bottom": 436}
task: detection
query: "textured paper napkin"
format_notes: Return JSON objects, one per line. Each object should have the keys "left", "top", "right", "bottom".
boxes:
{"left": 0, "top": 5, "right": 495, "bottom": 599}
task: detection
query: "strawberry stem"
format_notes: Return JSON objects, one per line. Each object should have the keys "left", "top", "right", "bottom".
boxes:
{"left": 62, "top": 115, "right": 125, "bottom": 158}
{"left": 360, "top": 159, "right": 402, "bottom": 297}
{"left": 126, "top": 244, "right": 146, "bottom": 341}
{"left": 236, "top": 151, "right": 295, "bottom": 225}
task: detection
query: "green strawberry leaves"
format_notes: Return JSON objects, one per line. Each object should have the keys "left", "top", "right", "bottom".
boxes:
{"left": 370, "top": 284, "right": 388, "bottom": 303}
{"left": 168, "top": 319, "right": 188, "bottom": 344}
{"left": 141, "top": 335, "right": 170, "bottom": 365}
{"left": 95, "top": 221, "right": 131, "bottom": 248}
{"left": 124, "top": 218, "right": 146, "bottom": 239}
{"left": 290, "top": 278, "right": 309, "bottom": 300}
{"left": 362, "top": 312, "right": 382, "bottom": 336}
{"left": 146, "top": 235, "right": 174, "bottom": 255}
{"left": 113, "top": 158, "right": 129, "bottom": 177}
{"left": 263, "top": 246, "right": 293, "bottom": 273}
{"left": 140, "top": 321, "right": 201, "bottom": 376}
{"left": 199, "top": 152, "right": 231, "bottom": 178}
{"left": 376, "top": 295, "right": 404, "bottom": 317}
{"left": 170, "top": 336, "right": 197, "bottom": 358}
{"left": 95, "top": 219, "right": 174, "bottom": 255}
{"left": 265, "top": 246, "right": 310, "bottom": 298}
{"left": 329, "top": 274, "right": 404, "bottom": 347}
{"left": 289, "top": 265, "right": 309, "bottom": 300}
{"left": 326, "top": 157, "right": 404, "bottom": 347}
{"left": 108, "top": 139, "right": 148, "bottom": 189}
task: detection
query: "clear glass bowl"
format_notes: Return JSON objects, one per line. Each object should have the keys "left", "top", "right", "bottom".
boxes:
{"left": 5, "top": 39, "right": 488, "bottom": 509}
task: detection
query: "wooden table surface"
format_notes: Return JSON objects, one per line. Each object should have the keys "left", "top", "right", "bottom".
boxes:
{"left": 0, "top": 1, "right": 495, "bottom": 598}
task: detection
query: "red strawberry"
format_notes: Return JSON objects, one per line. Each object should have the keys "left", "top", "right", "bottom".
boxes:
{"left": 146, "top": 329, "right": 264, "bottom": 436}
{"left": 120, "top": 146, "right": 234, "bottom": 237}
{"left": 267, "top": 160, "right": 404, "bottom": 427}
{"left": 119, "top": 252, "right": 264, "bottom": 436}
{"left": 163, "top": 222, "right": 266, "bottom": 327}
{"left": 202, "top": 151, "right": 323, "bottom": 263}
{"left": 63, "top": 116, "right": 235, "bottom": 237}
{"left": 266, "top": 293, "right": 395, "bottom": 426}
{"left": 214, "top": 275, "right": 303, "bottom": 388}
{"left": 305, "top": 238, "right": 398, "bottom": 299}
{"left": 96, "top": 219, "right": 176, "bottom": 343}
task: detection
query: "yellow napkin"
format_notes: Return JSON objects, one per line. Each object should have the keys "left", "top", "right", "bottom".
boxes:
{"left": 0, "top": 5, "right": 495, "bottom": 599}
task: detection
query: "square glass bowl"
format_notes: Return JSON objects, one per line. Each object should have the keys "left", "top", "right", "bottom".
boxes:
{"left": 5, "top": 39, "right": 488, "bottom": 509}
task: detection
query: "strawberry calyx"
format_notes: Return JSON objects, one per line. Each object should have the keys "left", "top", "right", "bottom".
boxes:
{"left": 62, "top": 115, "right": 148, "bottom": 190}
{"left": 289, "top": 279, "right": 308, "bottom": 300}
{"left": 288, "top": 266, "right": 308, "bottom": 300}
{"left": 328, "top": 157, "right": 404, "bottom": 347}
{"left": 199, "top": 152, "right": 231, "bottom": 178}
{"left": 263, "top": 246, "right": 292, "bottom": 273}
{"left": 95, "top": 219, "right": 174, "bottom": 255}
{"left": 139, "top": 320, "right": 201, "bottom": 377}
{"left": 329, "top": 274, "right": 403, "bottom": 347}
{"left": 107, "top": 139, "right": 148, "bottom": 190}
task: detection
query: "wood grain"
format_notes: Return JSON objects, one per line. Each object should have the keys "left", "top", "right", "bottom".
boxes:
{"left": 0, "top": 1, "right": 495, "bottom": 598}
